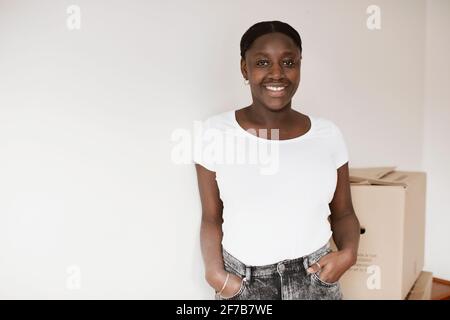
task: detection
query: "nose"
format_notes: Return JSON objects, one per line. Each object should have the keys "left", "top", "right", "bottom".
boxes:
{"left": 268, "top": 62, "right": 285, "bottom": 80}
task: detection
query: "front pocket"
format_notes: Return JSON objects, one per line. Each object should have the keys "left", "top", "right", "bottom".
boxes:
{"left": 311, "top": 272, "right": 339, "bottom": 288}
{"left": 217, "top": 277, "right": 247, "bottom": 300}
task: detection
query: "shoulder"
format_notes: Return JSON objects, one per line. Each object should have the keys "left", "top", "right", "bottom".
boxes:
{"left": 200, "top": 109, "right": 235, "bottom": 131}
{"left": 311, "top": 115, "right": 342, "bottom": 136}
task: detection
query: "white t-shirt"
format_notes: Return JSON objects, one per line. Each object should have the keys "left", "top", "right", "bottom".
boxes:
{"left": 192, "top": 108, "right": 349, "bottom": 266}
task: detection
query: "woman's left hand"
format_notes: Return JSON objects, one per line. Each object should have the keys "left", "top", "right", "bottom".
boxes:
{"left": 306, "top": 249, "right": 357, "bottom": 284}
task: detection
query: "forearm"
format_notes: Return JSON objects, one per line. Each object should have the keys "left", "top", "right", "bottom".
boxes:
{"left": 330, "top": 211, "right": 360, "bottom": 264}
{"left": 200, "top": 216, "right": 226, "bottom": 288}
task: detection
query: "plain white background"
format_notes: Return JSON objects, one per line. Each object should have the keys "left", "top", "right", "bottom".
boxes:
{"left": 0, "top": 0, "right": 448, "bottom": 299}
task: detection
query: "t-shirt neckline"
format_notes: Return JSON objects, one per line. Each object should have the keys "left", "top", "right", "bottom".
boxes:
{"left": 230, "top": 108, "right": 314, "bottom": 143}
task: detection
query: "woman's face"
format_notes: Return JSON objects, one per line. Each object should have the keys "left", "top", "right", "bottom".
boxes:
{"left": 241, "top": 32, "right": 302, "bottom": 111}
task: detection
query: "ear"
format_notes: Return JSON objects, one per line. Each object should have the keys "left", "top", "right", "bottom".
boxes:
{"left": 240, "top": 58, "right": 248, "bottom": 79}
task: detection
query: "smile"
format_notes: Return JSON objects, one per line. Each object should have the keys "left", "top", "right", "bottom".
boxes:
{"left": 263, "top": 85, "right": 288, "bottom": 97}
{"left": 265, "top": 86, "right": 286, "bottom": 91}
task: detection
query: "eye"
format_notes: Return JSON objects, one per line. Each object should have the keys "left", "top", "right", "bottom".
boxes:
{"left": 283, "top": 60, "right": 295, "bottom": 67}
{"left": 256, "top": 59, "right": 269, "bottom": 67}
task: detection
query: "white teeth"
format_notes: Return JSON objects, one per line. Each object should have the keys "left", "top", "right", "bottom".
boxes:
{"left": 265, "top": 86, "right": 285, "bottom": 91}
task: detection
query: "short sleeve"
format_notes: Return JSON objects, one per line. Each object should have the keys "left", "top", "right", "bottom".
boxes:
{"left": 331, "top": 123, "right": 349, "bottom": 169}
{"left": 192, "top": 119, "right": 219, "bottom": 172}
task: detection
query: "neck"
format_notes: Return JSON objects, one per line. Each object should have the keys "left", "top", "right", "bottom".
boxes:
{"left": 247, "top": 101, "right": 294, "bottom": 127}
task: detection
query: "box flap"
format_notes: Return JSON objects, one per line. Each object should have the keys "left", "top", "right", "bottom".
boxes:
{"left": 349, "top": 166, "right": 409, "bottom": 187}
{"left": 406, "top": 271, "right": 433, "bottom": 300}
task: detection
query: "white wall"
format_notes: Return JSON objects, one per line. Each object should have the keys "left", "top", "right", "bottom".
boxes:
{"left": 423, "top": 0, "right": 450, "bottom": 281}
{"left": 0, "top": 0, "right": 447, "bottom": 299}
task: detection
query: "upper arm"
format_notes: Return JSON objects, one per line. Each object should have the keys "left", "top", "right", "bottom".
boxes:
{"left": 195, "top": 163, "right": 223, "bottom": 223}
{"left": 329, "top": 162, "right": 355, "bottom": 220}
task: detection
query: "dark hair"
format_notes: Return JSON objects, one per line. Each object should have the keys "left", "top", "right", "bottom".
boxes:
{"left": 240, "top": 21, "right": 302, "bottom": 59}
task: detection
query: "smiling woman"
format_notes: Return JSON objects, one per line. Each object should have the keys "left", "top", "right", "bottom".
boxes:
{"left": 194, "top": 20, "right": 360, "bottom": 300}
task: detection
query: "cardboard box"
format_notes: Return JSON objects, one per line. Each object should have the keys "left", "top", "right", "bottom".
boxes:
{"left": 405, "top": 271, "right": 433, "bottom": 300}
{"left": 331, "top": 167, "right": 427, "bottom": 300}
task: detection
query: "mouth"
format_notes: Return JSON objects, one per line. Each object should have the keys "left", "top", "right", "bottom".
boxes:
{"left": 263, "top": 84, "right": 288, "bottom": 97}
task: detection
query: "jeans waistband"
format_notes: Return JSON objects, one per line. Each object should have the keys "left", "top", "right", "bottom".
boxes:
{"left": 222, "top": 242, "right": 331, "bottom": 281}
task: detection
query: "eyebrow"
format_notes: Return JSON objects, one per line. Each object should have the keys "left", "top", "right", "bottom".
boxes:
{"left": 252, "top": 51, "right": 297, "bottom": 56}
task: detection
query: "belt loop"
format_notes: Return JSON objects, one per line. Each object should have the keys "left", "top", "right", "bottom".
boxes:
{"left": 245, "top": 266, "right": 252, "bottom": 283}
{"left": 303, "top": 256, "right": 309, "bottom": 270}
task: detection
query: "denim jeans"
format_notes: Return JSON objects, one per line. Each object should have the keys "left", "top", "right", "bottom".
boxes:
{"left": 215, "top": 243, "right": 343, "bottom": 300}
